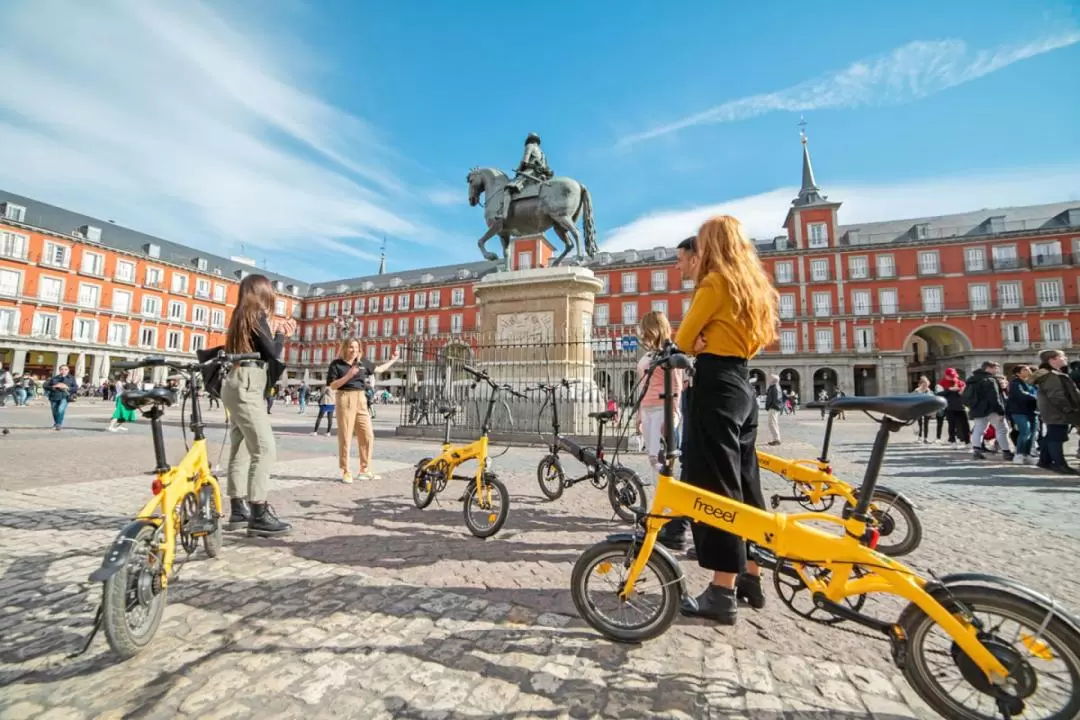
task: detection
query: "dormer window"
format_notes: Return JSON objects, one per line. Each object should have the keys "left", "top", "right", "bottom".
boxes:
{"left": 213, "top": 267, "right": 222, "bottom": 275}
{"left": 653, "top": 247, "right": 666, "bottom": 261}
{"left": 420, "top": 273, "right": 434, "bottom": 283}
{"left": 313, "top": 287, "right": 325, "bottom": 297}
{"left": 336, "top": 284, "right": 349, "bottom": 293}
{"left": 988, "top": 216, "right": 1006, "bottom": 233}
{"left": 598, "top": 252, "right": 611, "bottom": 265}
{"left": 845, "top": 230, "right": 861, "bottom": 245}
{"left": 80, "top": 225, "right": 102, "bottom": 242}
{"left": 1, "top": 202, "right": 26, "bottom": 223}
{"left": 390, "top": 277, "right": 403, "bottom": 287}
{"left": 774, "top": 236, "right": 790, "bottom": 250}
{"left": 274, "top": 280, "right": 284, "bottom": 291}
{"left": 287, "top": 284, "right": 299, "bottom": 294}
{"left": 144, "top": 243, "right": 161, "bottom": 258}
{"left": 913, "top": 223, "right": 931, "bottom": 240}
{"left": 456, "top": 269, "right": 470, "bottom": 279}
{"left": 625, "top": 250, "right": 638, "bottom": 263}
{"left": 195, "top": 257, "right": 208, "bottom": 271}
{"left": 361, "top": 280, "right": 374, "bottom": 290}
{"left": 236, "top": 269, "right": 249, "bottom": 280}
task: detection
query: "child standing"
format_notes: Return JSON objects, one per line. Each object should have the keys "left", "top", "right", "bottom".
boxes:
{"left": 636, "top": 311, "right": 682, "bottom": 467}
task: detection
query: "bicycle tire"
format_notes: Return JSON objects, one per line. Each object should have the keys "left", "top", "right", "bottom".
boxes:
{"left": 608, "top": 467, "right": 648, "bottom": 523}
{"left": 101, "top": 524, "right": 167, "bottom": 660}
{"left": 860, "top": 488, "right": 922, "bottom": 557}
{"left": 412, "top": 458, "right": 437, "bottom": 509}
{"left": 199, "top": 483, "right": 223, "bottom": 558}
{"left": 536, "top": 454, "right": 564, "bottom": 501}
{"left": 462, "top": 475, "right": 509, "bottom": 538}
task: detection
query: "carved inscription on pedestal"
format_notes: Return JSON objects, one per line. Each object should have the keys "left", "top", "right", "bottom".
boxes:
{"left": 495, "top": 311, "right": 554, "bottom": 344}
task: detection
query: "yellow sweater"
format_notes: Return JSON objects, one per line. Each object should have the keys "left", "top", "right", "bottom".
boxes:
{"left": 674, "top": 272, "right": 762, "bottom": 360}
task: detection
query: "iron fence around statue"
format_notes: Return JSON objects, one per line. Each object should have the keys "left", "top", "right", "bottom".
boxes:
{"left": 395, "top": 327, "right": 644, "bottom": 443}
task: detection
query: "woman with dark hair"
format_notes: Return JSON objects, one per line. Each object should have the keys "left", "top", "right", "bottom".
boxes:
{"left": 221, "top": 274, "right": 295, "bottom": 536}
{"left": 675, "top": 215, "right": 778, "bottom": 625}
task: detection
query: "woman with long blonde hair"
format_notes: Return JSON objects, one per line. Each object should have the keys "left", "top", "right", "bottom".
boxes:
{"left": 326, "top": 338, "right": 399, "bottom": 483}
{"left": 673, "top": 215, "right": 778, "bottom": 625}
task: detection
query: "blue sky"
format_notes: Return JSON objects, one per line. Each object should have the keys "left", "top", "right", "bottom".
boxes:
{"left": 0, "top": 1, "right": 1078, "bottom": 281}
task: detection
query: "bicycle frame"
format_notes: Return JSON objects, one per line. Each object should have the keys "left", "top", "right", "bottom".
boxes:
{"left": 421, "top": 376, "right": 508, "bottom": 494}
{"left": 621, "top": 358, "right": 1012, "bottom": 686}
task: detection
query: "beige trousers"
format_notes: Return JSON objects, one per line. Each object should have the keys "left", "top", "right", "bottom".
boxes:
{"left": 336, "top": 390, "right": 373, "bottom": 473}
{"left": 767, "top": 408, "right": 782, "bottom": 443}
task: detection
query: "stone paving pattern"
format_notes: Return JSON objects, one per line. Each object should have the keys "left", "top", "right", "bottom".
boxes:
{"left": 1, "top": 401, "right": 1078, "bottom": 719}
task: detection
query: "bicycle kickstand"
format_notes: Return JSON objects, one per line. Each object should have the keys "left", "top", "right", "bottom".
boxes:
{"left": 68, "top": 601, "right": 104, "bottom": 659}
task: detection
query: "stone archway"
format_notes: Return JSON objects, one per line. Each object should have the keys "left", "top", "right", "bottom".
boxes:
{"left": 749, "top": 369, "right": 767, "bottom": 396}
{"left": 779, "top": 368, "right": 801, "bottom": 398}
{"left": 902, "top": 324, "right": 973, "bottom": 388}
{"left": 814, "top": 368, "right": 839, "bottom": 398}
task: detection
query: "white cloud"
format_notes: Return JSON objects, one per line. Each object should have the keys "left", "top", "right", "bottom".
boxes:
{"left": 602, "top": 166, "right": 1080, "bottom": 251}
{"left": 617, "top": 30, "right": 1080, "bottom": 148}
{"left": 0, "top": 0, "right": 426, "bottom": 272}
{"left": 426, "top": 188, "right": 463, "bottom": 207}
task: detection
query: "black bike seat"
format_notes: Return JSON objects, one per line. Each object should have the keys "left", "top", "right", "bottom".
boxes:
{"left": 827, "top": 394, "right": 945, "bottom": 421}
{"left": 121, "top": 387, "right": 177, "bottom": 411}
{"left": 589, "top": 410, "right": 617, "bottom": 421}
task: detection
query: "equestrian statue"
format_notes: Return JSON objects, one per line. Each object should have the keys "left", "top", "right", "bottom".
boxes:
{"left": 467, "top": 133, "right": 597, "bottom": 268}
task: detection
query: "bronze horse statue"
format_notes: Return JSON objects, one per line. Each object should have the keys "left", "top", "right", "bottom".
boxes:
{"left": 467, "top": 167, "right": 597, "bottom": 267}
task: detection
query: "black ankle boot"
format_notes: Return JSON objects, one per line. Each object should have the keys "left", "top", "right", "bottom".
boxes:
{"left": 247, "top": 502, "right": 293, "bottom": 537}
{"left": 681, "top": 584, "right": 737, "bottom": 624}
{"left": 226, "top": 498, "right": 250, "bottom": 531}
{"left": 736, "top": 573, "right": 766, "bottom": 610}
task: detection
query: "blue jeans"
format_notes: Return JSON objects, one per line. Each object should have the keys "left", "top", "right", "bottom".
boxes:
{"left": 1010, "top": 414, "right": 1034, "bottom": 456}
{"left": 13, "top": 388, "right": 27, "bottom": 406}
{"left": 50, "top": 396, "right": 68, "bottom": 427}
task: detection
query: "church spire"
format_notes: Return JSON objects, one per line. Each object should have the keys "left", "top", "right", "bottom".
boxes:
{"left": 377, "top": 237, "right": 386, "bottom": 275}
{"left": 793, "top": 117, "right": 827, "bottom": 207}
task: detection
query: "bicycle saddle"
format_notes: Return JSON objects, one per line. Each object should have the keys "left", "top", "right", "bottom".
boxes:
{"left": 589, "top": 410, "right": 617, "bottom": 422}
{"left": 826, "top": 394, "right": 945, "bottom": 422}
{"left": 121, "top": 388, "right": 177, "bottom": 411}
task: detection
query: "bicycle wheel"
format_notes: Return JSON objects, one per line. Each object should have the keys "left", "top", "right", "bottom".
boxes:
{"left": 899, "top": 585, "right": 1080, "bottom": 720}
{"left": 462, "top": 475, "right": 509, "bottom": 538}
{"left": 101, "top": 524, "right": 167, "bottom": 660}
{"left": 199, "top": 483, "right": 223, "bottom": 558}
{"left": 412, "top": 458, "right": 437, "bottom": 510}
{"left": 852, "top": 488, "right": 922, "bottom": 557}
{"left": 608, "top": 467, "right": 648, "bottom": 523}
{"left": 571, "top": 539, "right": 680, "bottom": 643}
{"left": 536, "top": 454, "right": 564, "bottom": 501}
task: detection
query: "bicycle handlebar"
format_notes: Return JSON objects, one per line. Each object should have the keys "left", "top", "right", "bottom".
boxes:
{"left": 112, "top": 352, "right": 262, "bottom": 373}
{"left": 462, "top": 364, "right": 527, "bottom": 400}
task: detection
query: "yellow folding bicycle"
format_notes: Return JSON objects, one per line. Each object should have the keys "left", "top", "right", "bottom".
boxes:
{"left": 757, "top": 403, "right": 922, "bottom": 556}
{"left": 412, "top": 364, "right": 523, "bottom": 538}
{"left": 572, "top": 345, "right": 1080, "bottom": 720}
{"left": 79, "top": 351, "right": 258, "bottom": 660}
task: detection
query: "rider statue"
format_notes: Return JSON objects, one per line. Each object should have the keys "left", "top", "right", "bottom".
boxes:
{"left": 498, "top": 133, "right": 554, "bottom": 222}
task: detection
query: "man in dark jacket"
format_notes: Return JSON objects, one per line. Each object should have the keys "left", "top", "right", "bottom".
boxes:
{"left": 764, "top": 374, "right": 783, "bottom": 446}
{"left": 1032, "top": 349, "right": 1080, "bottom": 474}
{"left": 963, "top": 361, "right": 1012, "bottom": 460}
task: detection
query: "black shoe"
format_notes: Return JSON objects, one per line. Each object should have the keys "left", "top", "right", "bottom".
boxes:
{"left": 1052, "top": 465, "right": 1079, "bottom": 475}
{"left": 736, "top": 573, "right": 766, "bottom": 610}
{"left": 657, "top": 533, "right": 685, "bottom": 551}
{"left": 680, "top": 585, "right": 737, "bottom": 624}
{"left": 247, "top": 502, "right": 293, "bottom": 537}
{"left": 226, "top": 498, "right": 250, "bottom": 531}
{"left": 1003, "top": 451, "right": 1015, "bottom": 461}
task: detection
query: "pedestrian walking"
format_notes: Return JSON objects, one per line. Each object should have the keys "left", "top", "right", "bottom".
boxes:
{"left": 912, "top": 376, "right": 934, "bottom": 443}
{"left": 43, "top": 365, "right": 77, "bottom": 430}
{"left": 107, "top": 374, "right": 135, "bottom": 432}
{"left": 963, "top": 361, "right": 1013, "bottom": 460}
{"left": 312, "top": 384, "right": 335, "bottom": 436}
{"left": 1032, "top": 350, "right": 1080, "bottom": 474}
{"left": 1006, "top": 365, "right": 1038, "bottom": 465}
{"left": 764, "top": 374, "right": 783, "bottom": 445}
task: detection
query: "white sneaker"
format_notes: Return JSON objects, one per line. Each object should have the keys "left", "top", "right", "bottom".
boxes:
{"left": 1013, "top": 454, "right": 1025, "bottom": 466}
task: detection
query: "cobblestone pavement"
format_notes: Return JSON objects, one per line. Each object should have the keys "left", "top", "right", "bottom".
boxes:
{"left": 1, "top": 402, "right": 1077, "bottom": 719}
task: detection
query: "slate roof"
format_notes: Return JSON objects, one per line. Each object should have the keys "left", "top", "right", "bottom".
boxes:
{"left": 0, "top": 190, "right": 309, "bottom": 295}
{"left": 306, "top": 260, "right": 499, "bottom": 296}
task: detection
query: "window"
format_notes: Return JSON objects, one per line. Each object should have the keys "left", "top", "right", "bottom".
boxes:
{"left": 355, "top": 298, "right": 365, "bottom": 313}
{"left": 383, "top": 319, "right": 393, "bottom": 337}
{"left": 304, "top": 304, "right": 315, "bottom": 320}
{"left": 964, "top": 247, "right": 986, "bottom": 272}
{"left": 968, "top": 284, "right": 990, "bottom": 311}
{"left": 779, "top": 329, "right": 797, "bottom": 354}
{"left": 108, "top": 323, "right": 129, "bottom": 346}
{"left": 428, "top": 315, "right": 439, "bottom": 334}
{"left": 195, "top": 278, "right": 211, "bottom": 298}
{"left": 1037, "top": 279, "right": 1063, "bottom": 307}
{"left": 651, "top": 300, "right": 668, "bottom": 315}
{"left": 329, "top": 300, "right": 340, "bottom": 317}
{"left": 171, "top": 274, "right": 189, "bottom": 294}
{"left": 190, "top": 335, "right": 206, "bottom": 352}
{"left": 81, "top": 251, "right": 105, "bottom": 276}
{"left": 876, "top": 254, "right": 895, "bottom": 278}
{"left": 142, "top": 296, "right": 162, "bottom": 316}
{"left": 409, "top": 291, "right": 424, "bottom": 310}
{"left": 851, "top": 290, "right": 871, "bottom": 316}
{"left": 32, "top": 313, "right": 60, "bottom": 338}
{"left": 778, "top": 294, "right": 796, "bottom": 320}
{"left": 621, "top": 273, "right": 637, "bottom": 293}
{"left": 304, "top": 325, "right": 313, "bottom": 341}
{"left": 140, "top": 327, "right": 157, "bottom": 348}
{"left": 3, "top": 202, "right": 26, "bottom": 222}
{"left": 115, "top": 260, "right": 136, "bottom": 283}
{"left": 814, "top": 328, "right": 834, "bottom": 354}
{"left": 854, "top": 327, "right": 874, "bottom": 353}
{"left": 429, "top": 290, "right": 441, "bottom": 307}
{"left": 775, "top": 261, "right": 794, "bottom": 284}
{"left": 396, "top": 294, "right": 408, "bottom": 311}
{"left": 193, "top": 306, "right": 209, "bottom": 325}
{"left": 879, "top": 288, "right": 898, "bottom": 314}
{"left": 598, "top": 275, "right": 610, "bottom": 294}
{"left": 168, "top": 301, "right": 186, "bottom": 321}
{"left": 213, "top": 283, "right": 227, "bottom": 303}
{"left": 368, "top": 297, "right": 379, "bottom": 313}
{"left": 807, "top": 223, "right": 828, "bottom": 248}
{"left": 451, "top": 314, "right": 464, "bottom": 333}
{"left": 315, "top": 325, "right": 325, "bottom": 341}
{"left": 77, "top": 283, "right": 100, "bottom": 308}
{"left": 992, "top": 245, "right": 1018, "bottom": 270}
{"left": 73, "top": 318, "right": 96, "bottom": 343}
{"left": 518, "top": 252, "right": 532, "bottom": 270}
{"left": 368, "top": 320, "right": 378, "bottom": 337}
{"left": 366, "top": 346, "right": 376, "bottom": 362}
{"left": 0, "top": 268, "right": 19, "bottom": 297}
{"left": 921, "top": 286, "right": 943, "bottom": 313}
{"left": 848, "top": 256, "right": 869, "bottom": 280}
{"left": 1032, "top": 241, "right": 1063, "bottom": 267}
{"left": 317, "top": 303, "right": 327, "bottom": 318}
{"left": 451, "top": 288, "right": 465, "bottom": 306}
{"left": 1042, "top": 320, "right": 1071, "bottom": 348}
{"left": 381, "top": 345, "right": 392, "bottom": 361}
{"left": 382, "top": 296, "right": 393, "bottom": 312}
{"left": 398, "top": 318, "right": 408, "bottom": 336}
{"left": 0, "top": 230, "right": 29, "bottom": 259}
{"left": 275, "top": 298, "right": 287, "bottom": 316}
{"left": 651, "top": 270, "right": 667, "bottom": 291}
{"left": 998, "top": 282, "right": 1021, "bottom": 309}
{"left": 0, "top": 308, "right": 16, "bottom": 335}
{"left": 1003, "top": 321, "right": 1029, "bottom": 349}
{"left": 313, "top": 348, "right": 324, "bottom": 365}
{"left": 340, "top": 299, "right": 351, "bottom": 315}
{"left": 682, "top": 277, "right": 694, "bottom": 290}
{"left": 211, "top": 309, "right": 225, "bottom": 328}
{"left": 595, "top": 305, "right": 609, "bottom": 326}
{"left": 812, "top": 292, "right": 832, "bottom": 317}
{"left": 145, "top": 267, "right": 163, "bottom": 288}
{"left": 43, "top": 243, "right": 70, "bottom": 268}
{"left": 917, "top": 250, "right": 939, "bottom": 275}
{"left": 414, "top": 316, "right": 426, "bottom": 334}
{"left": 809, "top": 259, "right": 829, "bottom": 282}
{"left": 38, "top": 277, "right": 62, "bottom": 303}
{"left": 166, "top": 330, "right": 183, "bottom": 351}
{"left": 622, "top": 302, "right": 638, "bottom": 325}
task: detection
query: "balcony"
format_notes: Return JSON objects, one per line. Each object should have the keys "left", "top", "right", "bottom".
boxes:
{"left": 992, "top": 257, "right": 1022, "bottom": 271}
{"left": 1030, "top": 254, "right": 1070, "bottom": 269}
{"left": 874, "top": 268, "right": 896, "bottom": 279}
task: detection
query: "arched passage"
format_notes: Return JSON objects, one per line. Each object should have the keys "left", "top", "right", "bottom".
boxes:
{"left": 902, "top": 324, "right": 973, "bottom": 388}
{"left": 779, "top": 368, "right": 801, "bottom": 398}
{"left": 749, "top": 369, "right": 767, "bottom": 395}
{"left": 813, "top": 368, "right": 839, "bottom": 398}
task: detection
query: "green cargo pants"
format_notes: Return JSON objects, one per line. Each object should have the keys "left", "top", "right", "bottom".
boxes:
{"left": 222, "top": 365, "right": 276, "bottom": 502}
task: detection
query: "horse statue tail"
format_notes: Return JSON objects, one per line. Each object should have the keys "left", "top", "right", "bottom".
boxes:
{"left": 578, "top": 184, "right": 598, "bottom": 256}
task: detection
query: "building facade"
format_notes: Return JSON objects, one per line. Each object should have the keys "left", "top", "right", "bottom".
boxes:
{"left": 4, "top": 133, "right": 1080, "bottom": 397}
